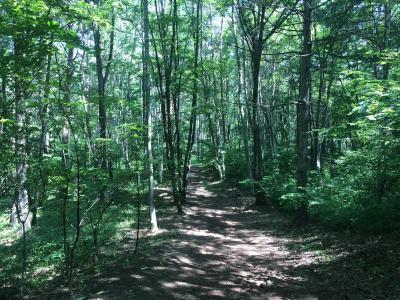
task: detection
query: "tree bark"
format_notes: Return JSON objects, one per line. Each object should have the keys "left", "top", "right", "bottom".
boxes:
{"left": 296, "top": 0, "right": 312, "bottom": 222}
{"left": 152, "top": 0, "right": 183, "bottom": 213}
{"left": 251, "top": 40, "right": 266, "bottom": 205}
{"left": 13, "top": 36, "right": 31, "bottom": 230}
{"left": 182, "top": 0, "right": 201, "bottom": 199}
{"left": 232, "top": 12, "right": 252, "bottom": 182}
{"left": 143, "top": 0, "right": 158, "bottom": 231}
{"left": 92, "top": 5, "right": 115, "bottom": 174}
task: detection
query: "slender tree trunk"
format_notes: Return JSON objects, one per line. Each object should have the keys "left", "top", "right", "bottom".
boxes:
{"left": 13, "top": 37, "right": 31, "bottom": 230}
{"left": 232, "top": 12, "right": 252, "bottom": 181}
{"left": 311, "top": 56, "right": 326, "bottom": 171}
{"left": 40, "top": 53, "right": 51, "bottom": 198}
{"left": 134, "top": 172, "right": 141, "bottom": 253}
{"left": 296, "top": 0, "right": 312, "bottom": 222}
{"left": 182, "top": 0, "right": 201, "bottom": 199}
{"left": 152, "top": 0, "right": 183, "bottom": 213}
{"left": 32, "top": 53, "right": 52, "bottom": 226}
{"left": 251, "top": 42, "right": 266, "bottom": 205}
{"left": 58, "top": 47, "right": 74, "bottom": 273}
{"left": 93, "top": 21, "right": 107, "bottom": 170}
{"left": 158, "top": 133, "right": 163, "bottom": 184}
{"left": 143, "top": 0, "right": 158, "bottom": 231}
{"left": 92, "top": 6, "right": 115, "bottom": 174}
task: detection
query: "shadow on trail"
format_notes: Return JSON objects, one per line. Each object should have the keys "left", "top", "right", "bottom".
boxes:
{"left": 56, "top": 166, "right": 398, "bottom": 300}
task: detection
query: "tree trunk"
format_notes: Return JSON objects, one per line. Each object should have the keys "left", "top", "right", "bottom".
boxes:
{"left": 13, "top": 37, "right": 31, "bottom": 230}
{"left": 151, "top": 0, "right": 183, "bottom": 213}
{"left": 92, "top": 6, "right": 115, "bottom": 173}
{"left": 251, "top": 42, "right": 266, "bottom": 205}
{"left": 232, "top": 21, "right": 252, "bottom": 180}
{"left": 296, "top": 0, "right": 312, "bottom": 223}
{"left": 182, "top": 0, "right": 201, "bottom": 199}
{"left": 143, "top": 0, "right": 158, "bottom": 231}
{"left": 32, "top": 52, "right": 52, "bottom": 226}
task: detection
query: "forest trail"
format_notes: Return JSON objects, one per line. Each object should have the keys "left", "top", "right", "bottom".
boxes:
{"left": 81, "top": 167, "right": 349, "bottom": 300}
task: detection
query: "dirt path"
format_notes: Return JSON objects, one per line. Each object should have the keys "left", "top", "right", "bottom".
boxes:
{"left": 80, "top": 166, "right": 396, "bottom": 300}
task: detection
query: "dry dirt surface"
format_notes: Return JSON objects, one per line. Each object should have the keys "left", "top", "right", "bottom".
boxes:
{"left": 71, "top": 166, "right": 399, "bottom": 300}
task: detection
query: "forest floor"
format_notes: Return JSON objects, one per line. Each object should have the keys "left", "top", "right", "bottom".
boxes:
{"left": 42, "top": 166, "right": 399, "bottom": 300}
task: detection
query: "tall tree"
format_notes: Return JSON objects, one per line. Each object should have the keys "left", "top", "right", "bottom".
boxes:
{"left": 296, "top": 0, "right": 312, "bottom": 221}
{"left": 92, "top": 1, "right": 115, "bottom": 174}
{"left": 13, "top": 36, "right": 30, "bottom": 230}
{"left": 231, "top": 9, "right": 252, "bottom": 183}
{"left": 151, "top": 0, "right": 184, "bottom": 213}
{"left": 143, "top": 0, "right": 158, "bottom": 231}
{"left": 182, "top": 0, "right": 202, "bottom": 200}
{"left": 237, "top": 0, "right": 298, "bottom": 205}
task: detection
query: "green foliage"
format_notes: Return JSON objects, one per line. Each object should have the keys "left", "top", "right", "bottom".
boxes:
{"left": 224, "top": 147, "right": 249, "bottom": 180}
{"left": 0, "top": 179, "right": 146, "bottom": 290}
{"left": 270, "top": 146, "right": 400, "bottom": 232}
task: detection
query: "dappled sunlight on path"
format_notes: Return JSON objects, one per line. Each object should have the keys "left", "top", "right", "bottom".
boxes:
{"left": 83, "top": 167, "right": 327, "bottom": 299}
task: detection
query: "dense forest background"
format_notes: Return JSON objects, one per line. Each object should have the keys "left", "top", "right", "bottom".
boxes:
{"left": 0, "top": 0, "right": 399, "bottom": 298}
